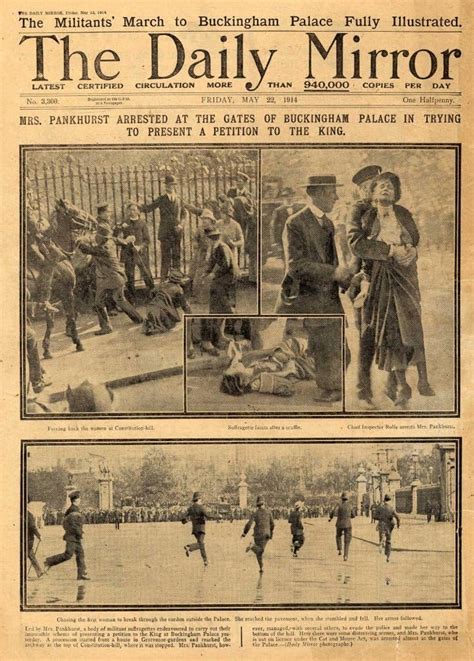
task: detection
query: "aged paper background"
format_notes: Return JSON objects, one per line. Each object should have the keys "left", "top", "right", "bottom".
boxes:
{"left": 1, "top": 0, "right": 473, "bottom": 658}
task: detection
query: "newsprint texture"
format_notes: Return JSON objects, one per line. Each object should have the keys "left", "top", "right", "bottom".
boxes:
{"left": 0, "top": 0, "right": 473, "bottom": 659}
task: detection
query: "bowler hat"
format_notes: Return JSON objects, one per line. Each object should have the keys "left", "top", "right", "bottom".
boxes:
{"left": 384, "top": 494, "right": 391, "bottom": 502}
{"left": 97, "top": 202, "right": 109, "bottom": 213}
{"left": 164, "top": 174, "right": 177, "bottom": 185}
{"left": 352, "top": 165, "right": 382, "bottom": 186}
{"left": 236, "top": 171, "right": 250, "bottom": 182}
{"left": 69, "top": 490, "right": 80, "bottom": 501}
{"left": 341, "top": 492, "right": 348, "bottom": 500}
{"left": 256, "top": 495, "right": 264, "bottom": 506}
{"left": 300, "top": 175, "right": 343, "bottom": 188}
{"left": 192, "top": 491, "right": 201, "bottom": 502}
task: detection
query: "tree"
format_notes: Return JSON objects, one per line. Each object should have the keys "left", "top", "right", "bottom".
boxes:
{"left": 139, "top": 448, "right": 179, "bottom": 502}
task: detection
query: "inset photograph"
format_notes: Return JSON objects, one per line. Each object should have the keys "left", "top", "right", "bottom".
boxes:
{"left": 261, "top": 147, "right": 458, "bottom": 414}
{"left": 22, "top": 146, "right": 258, "bottom": 415}
{"left": 23, "top": 439, "right": 459, "bottom": 608}
{"left": 185, "top": 316, "right": 344, "bottom": 413}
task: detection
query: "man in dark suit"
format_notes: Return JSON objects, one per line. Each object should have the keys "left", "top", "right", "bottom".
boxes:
{"left": 242, "top": 495, "right": 275, "bottom": 573}
{"left": 329, "top": 492, "right": 355, "bottom": 561}
{"left": 27, "top": 497, "right": 44, "bottom": 578}
{"left": 182, "top": 492, "right": 221, "bottom": 567}
{"left": 140, "top": 174, "right": 187, "bottom": 280}
{"left": 288, "top": 500, "right": 305, "bottom": 557}
{"left": 44, "top": 491, "right": 89, "bottom": 580}
{"left": 227, "top": 171, "right": 256, "bottom": 283}
{"left": 374, "top": 494, "right": 400, "bottom": 562}
{"left": 275, "top": 175, "right": 353, "bottom": 402}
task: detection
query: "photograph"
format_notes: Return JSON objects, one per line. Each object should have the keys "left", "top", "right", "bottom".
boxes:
{"left": 23, "top": 439, "right": 459, "bottom": 608}
{"left": 185, "top": 316, "right": 344, "bottom": 413}
{"left": 22, "top": 146, "right": 258, "bottom": 415}
{"left": 261, "top": 147, "right": 458, "bottom": 414}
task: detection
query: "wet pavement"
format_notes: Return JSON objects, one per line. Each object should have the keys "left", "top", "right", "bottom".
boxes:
{"left": 27, "top": 518, "right": 456, "bottom": 607}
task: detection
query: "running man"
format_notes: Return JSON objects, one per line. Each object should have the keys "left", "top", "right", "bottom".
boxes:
{"left": 288, "top": 500, "right": 305, "bottom": 557}
{"left": 242, "top": 495, "right": 275, "bottom": 573}
{"left": 375, "top": 494, "right": 401, "bottom": 562}
{"left": 181, "top": 492, "right": 221, "bottom": 567}
{"left": 44, "top": 490, "right": 89, "bottom": 580}
{"left": 329, "top": 492, "right": 355, "bottom": 561}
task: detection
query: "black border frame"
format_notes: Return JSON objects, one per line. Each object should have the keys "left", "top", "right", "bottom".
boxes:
{"left": 21, "top": 437, "right": 462, "bottom": 612}
{"left": 20, "top": 143, "right": 461, "bottom": 419}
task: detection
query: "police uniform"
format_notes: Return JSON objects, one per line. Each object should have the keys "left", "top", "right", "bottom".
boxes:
{"left": 45, "top": 491, "right": 88, "bottom": 580}
{"left": 242, "top": 497, "right": 274, "bottom": 572}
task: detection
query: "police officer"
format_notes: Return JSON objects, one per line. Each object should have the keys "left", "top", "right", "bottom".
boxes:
{"left": 77, "top": 222, "right": 143, "bottom": 334}
{"left": 242, "top": 495, "right": 275, "bottom": 573}
{"left": 288, "top": 500, "right": 305, "bottom": 557}
{"left": 182, "top": 492, "right": 220, "bottom": 567}
{"left": 329, "top": 492, "right": 355, "bottom": 561}
{"left": 44, "top": 491, "right": 89, "bottom": 580}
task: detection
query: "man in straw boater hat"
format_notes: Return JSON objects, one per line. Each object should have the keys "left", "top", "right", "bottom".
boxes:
{"left": 77, "top": 218, "right": 143, "bottom": 334}
{"left": 204, "top": 225, "right": 240, "bottom": 314}
{"left": 288, "top": 500, "right": 305, "bottom": 558}
{"left": 140, "top": 174, "right": 188, "bottom": 280}
{"left": 181, "top": 492, "right": 222, "bottom": 567}
{"left": 242, "top": 495, "right": 275, "bottom": 573}
{"left": 275, "top": 175, "right": 354, "bottom": 402}
{"left": 43, "top": 490, "right": 90, "bottom": 580}
{"left": 329, "top": 491, "right": 355, "bottom": 561}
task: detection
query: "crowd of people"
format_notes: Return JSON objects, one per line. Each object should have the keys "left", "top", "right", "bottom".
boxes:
{"left": 25, "top": 171, "right": 257, "bottom": 407}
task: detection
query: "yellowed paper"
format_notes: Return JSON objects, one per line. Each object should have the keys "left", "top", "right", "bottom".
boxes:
{"left": 1, "top": 0, "right": 472, "bottom": 658}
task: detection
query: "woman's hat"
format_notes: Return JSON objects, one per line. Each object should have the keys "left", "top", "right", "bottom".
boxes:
{"left": 299, "top": 175, "right": 343, "bottom": 188}
{"left": 352, "top": 165, "right": 382, "bottom": 186}
{"left": 236, "top": 171, "right": 250, "bottom": 182}
{"left": 204, "top": 226, "right": 221, "bottom": 237}
{"left": 69, "top": 490, "right": 81, "bottom": 501}
{"left": 384, "top": 494, "right": 392, "bottom": 502}
{"left": 200, "top": 208, "right": 216, "bottom": 222}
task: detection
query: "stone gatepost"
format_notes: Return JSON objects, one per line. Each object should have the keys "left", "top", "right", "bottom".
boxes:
{"left": 356, "top": 472, "right": 367, "bottom": 516}
{"left": 238, "top": 473, "right": 249, "bottom": 509}
{"left": 411, "top": 479, "right": 421, "bottom": 515}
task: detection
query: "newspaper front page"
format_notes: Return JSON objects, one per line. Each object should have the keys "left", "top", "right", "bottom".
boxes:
{"left": 1, "top": 0, "right": 472, "bottom": 658}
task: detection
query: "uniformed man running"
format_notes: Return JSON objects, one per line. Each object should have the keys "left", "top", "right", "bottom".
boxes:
{"left": 182, "top": 492, "right": 221, "bottom": 567}
{"left": 242, "top": 495, "right": 275, "bottom": 573}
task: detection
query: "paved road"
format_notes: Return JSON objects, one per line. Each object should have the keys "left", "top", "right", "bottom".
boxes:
{"left": 27, "top": 518, "right": 456, "bottom": 607}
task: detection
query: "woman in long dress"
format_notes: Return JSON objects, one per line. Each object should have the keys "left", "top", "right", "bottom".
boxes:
{"left": 358, "top": 172, "right": 434, "bottom": 406}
